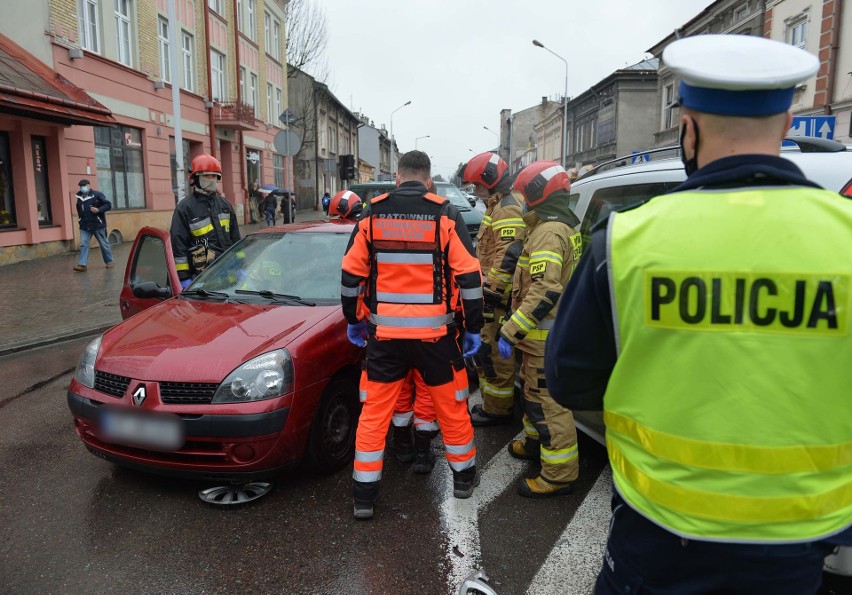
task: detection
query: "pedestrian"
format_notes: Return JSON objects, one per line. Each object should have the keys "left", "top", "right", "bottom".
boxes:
{"left": 73, "top": 179, "right": 114, "bottom": 271}
{"left": 169, "top": 154, "right": 240, "bottom": 289}
{"left": 546, "top": 35, "right": 851, "bottom": 594}
{"left": 328, "top": 189, "right": 364, "bottom": 221}
{"left": 495, "top": 161, "right": 582, "bottom": 497}
{"left": 321, "top": 190, "right": 331, "bottom": 215}
{"left": 340, "top": 150, "right": 484, "bottom": 520}
{"left": 261, "top": 190, "right": 277, "bottom": 226}
{"left": 278, "top": 190, "right": 295, "bottom": 224}
{"left": 458, "top": 152, "right": 526, "bottom": 426}
{"left": 248, "top": 181, "right": 260, "bottom": 223}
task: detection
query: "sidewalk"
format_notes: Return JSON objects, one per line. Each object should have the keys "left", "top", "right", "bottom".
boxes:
{"left": 0, "top": 210, "right": 326, "bottom": 357}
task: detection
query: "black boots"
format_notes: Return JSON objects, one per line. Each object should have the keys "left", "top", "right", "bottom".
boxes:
{"left": 469, "top": 403, "right": 513, "bottom": 427}
{"left": 412, "top": 430, "right": 436, "bottom": 474}
{"left": 352, "top": 480, "right": 379, "bottom": 520}
{"left": 453, "top": 466, "right": 480, "bottom": 499}
{"left": 393, "top": 424, "right": 415, "bottom": 463}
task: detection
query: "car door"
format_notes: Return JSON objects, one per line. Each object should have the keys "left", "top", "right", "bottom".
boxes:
{"left": 119, "top": 227, "right": 181, "bottom": 320}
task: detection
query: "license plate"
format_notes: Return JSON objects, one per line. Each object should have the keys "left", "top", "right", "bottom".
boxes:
{"left": 100, "top": 408, "right": 185, "bottom": 452}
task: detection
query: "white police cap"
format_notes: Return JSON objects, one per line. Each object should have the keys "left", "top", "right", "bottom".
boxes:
{"left": 663, "top": 34, "right": 819, "bottom": 117}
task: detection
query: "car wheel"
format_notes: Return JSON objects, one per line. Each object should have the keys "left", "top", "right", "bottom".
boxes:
{"left": 303, "top": 377, "right": 360, "bottom": 473}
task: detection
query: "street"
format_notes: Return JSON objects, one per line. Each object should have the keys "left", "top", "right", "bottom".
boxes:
{"left": 0, "top": 336, "right": 611, "bottom": 594}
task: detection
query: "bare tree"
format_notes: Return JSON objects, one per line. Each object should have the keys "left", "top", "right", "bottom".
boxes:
{"left": 285, "top": 0, "right": 328, "bottom": 80}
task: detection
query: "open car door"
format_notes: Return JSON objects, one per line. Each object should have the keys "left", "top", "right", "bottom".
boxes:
{"left": 119, "top": 227, "right": 181, "bottom": 320}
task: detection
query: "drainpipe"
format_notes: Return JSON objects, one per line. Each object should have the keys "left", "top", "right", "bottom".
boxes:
{"left": 203, "top": 0, "right": 217, "bottom": 158}
{"left": 167, "top": 0, "right": 185, "bottom": 201}
{"left": 824, "top": 0, "right": 843, "bottom": 115}
{"left": 232, "top": 0, "right": 246, "bottom": 203}
{"left": 314, "top": 84, "right": 320, "bottom": 209}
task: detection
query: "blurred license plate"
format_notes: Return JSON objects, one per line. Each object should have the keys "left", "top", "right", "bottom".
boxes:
{"left": 100, "top": 408, "right": 184, "bottom": 452}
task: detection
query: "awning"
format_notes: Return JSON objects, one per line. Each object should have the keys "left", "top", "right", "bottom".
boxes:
{"left": 0, "top": 34, "right": 116, "bottom": 127}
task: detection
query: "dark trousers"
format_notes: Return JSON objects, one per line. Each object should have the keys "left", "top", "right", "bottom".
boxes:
{"left": 595, "top": 491, "right": 834, "bottom": 595}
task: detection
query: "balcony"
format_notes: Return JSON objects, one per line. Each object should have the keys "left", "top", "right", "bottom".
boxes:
{"left": 211, "top": 100, "right": 257, "bottom": 130}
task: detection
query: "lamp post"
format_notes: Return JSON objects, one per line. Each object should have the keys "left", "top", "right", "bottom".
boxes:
{"left": 389, "top": 100, "right": 411, "bottom": 176}
{"left": 415, "top": 135, "right": 430, "bottom": 150}
{"left": 533, "top": 39, "right": 569, "bottom": 169}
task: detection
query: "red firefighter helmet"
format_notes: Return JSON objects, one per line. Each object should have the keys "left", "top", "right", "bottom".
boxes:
{"left": 459, "top": 152, "right": 507, "bottom": 190}
{"left": 329, "top": 190, "right": 362, "bottom": 220}
{"left": 189, "top": 154, "right": 223, "bottom": 180}
{"left": 513, "top": 161, "right": 571, "bottom": 209}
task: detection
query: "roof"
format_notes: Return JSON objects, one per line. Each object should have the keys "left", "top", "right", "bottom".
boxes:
{"left": 620, "top": 58, "right": 659, "bottom": 71}
{"left": 0, "top": 35, "right": 116, "bottom": 127}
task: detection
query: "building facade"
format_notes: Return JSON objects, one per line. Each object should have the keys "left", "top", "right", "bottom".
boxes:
{"left": 497, "top": 98, "right": 560, "bottom": 172}
{"left": 355, "top": 114, "right": 392, "bottom": 182}
{"left": 1, "top": 0, "right": 291, "bottom": 265}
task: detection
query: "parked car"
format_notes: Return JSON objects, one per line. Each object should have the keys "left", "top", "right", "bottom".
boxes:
{"left": 348, "top": 181, "right": 483, "bottom": 244}
{"left": 67, "top": 220, "right": 363, "bottom": 482}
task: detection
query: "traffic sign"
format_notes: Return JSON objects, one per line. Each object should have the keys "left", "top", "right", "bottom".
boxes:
{"left": 278, "top": 109, "right": 296, "bottom": 126}
{"left": 273, "top": 130, "right": 302, "bottom": 156}
{"left": 631, "top": 151, "right": 650, "bottom": 164}
{"left": 787, "top": 116, "right": 835, "bottom": 139}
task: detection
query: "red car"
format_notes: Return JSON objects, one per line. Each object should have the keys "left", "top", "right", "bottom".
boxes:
{"left": 67, "top": 221, "right": 363, "bottom": 482}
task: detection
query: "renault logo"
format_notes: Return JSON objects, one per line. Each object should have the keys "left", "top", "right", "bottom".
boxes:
{"left": 132, "top": 385, "right": 147, "bottom": 406}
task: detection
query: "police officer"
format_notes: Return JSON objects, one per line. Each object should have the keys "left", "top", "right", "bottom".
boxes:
{"left": 546, "top": 35, "right": 851, "bottom": 593}
{"left": 170, "top": 154, "right": 240, "bottom": 288}
{"left": 458, "top": 152, "right": 526, "bottom": 426}
{"left": 496, "top": 161, "right": 582, "bottom": 497}
{"left": 341, "top": 150, "right": 483, "bottom": 520}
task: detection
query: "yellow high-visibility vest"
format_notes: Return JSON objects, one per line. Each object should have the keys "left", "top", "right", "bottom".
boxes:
{"left": 606, "top": 184, "right": 852, "bottom": 543}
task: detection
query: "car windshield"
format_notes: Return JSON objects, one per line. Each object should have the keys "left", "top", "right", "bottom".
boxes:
{"left": 435, "top": 184, "right": 471, "bottom": 209}
{"left": 187, "top": 231, "right": 350, "bottom": 305}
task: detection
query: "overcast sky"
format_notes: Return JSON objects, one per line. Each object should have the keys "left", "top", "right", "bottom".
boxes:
{"left": 316, "top": 0, "right": 712, "bottom": 180}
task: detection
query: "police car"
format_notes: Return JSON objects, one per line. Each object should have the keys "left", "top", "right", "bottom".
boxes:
{"left": 564, "top": 136, "right": 852, "bottom": 444}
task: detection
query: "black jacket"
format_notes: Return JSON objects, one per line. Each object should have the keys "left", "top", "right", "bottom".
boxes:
{"left": 170, "top": 190, "right": 240, "bottom": 280}
{"left": 76, "top": 190, "right": 111, "bottom": 232}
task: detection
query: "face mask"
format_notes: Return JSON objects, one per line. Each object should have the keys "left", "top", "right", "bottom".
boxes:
{"left": 80, "top": 186, "right": 89, "bottom": 193}
{"left": 679, "top": 118, "right": 700, "bottom": 176}
{"left": 198, "top": 177, "right": 218, "bottom": 193}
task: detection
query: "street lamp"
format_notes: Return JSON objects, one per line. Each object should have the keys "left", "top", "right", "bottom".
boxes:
{"left": 483, "top": 125, "right": 498, "bottom": 139}
{"left": 415, "top": 135, "right": 430, "bottom": 150}
{"left": 533, "top": 39, "right": 569, "bottom": 169}
{"left": 389, "top": 100, "right": 411, "bottom": 176}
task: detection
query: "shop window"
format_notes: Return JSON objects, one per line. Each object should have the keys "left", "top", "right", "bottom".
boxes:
{"left": 94, "top": 125, "right": 146, "bottom": 209}
{"left": 31, "top": 136, "right": 53, "bottom": 224}
{"left": 0, "top": 132, "right": 16, "bottom": 229}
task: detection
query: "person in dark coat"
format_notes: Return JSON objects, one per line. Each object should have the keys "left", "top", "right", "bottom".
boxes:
{"left": 74, "top": 179, "right": 114, "bottom": 271}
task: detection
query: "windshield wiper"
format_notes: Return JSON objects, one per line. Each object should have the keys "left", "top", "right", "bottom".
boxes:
{"left": 234, "top": 289, "right": 316, "bottom": 306}
{"left": 180, "top": 288, "right": 230, "bottom": 301}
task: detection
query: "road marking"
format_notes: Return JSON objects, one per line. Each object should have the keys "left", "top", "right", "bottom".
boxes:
{"left": 527, "top": 466, "right": 612, "bottom": 595}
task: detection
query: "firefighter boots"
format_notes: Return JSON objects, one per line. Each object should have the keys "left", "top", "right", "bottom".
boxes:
{"left": 412, "top": 431, "right": 436, "bottom": 474}
{"left": 469, "top": 403, "right": 513, "bottom": 427}
{"left": 393, "top": 424, "right": 415, "bottom": 463}
{"left": 352, "top": 479, "right": 379, "bottom": 520}
{"left": 508, "top": 439, "right": 540, "bottom": 461}
{"left": 518, "top": 475, "right": 575, "bottom": 499}
{"left": 453, "top": 466, "right": 480, "bottom": 499}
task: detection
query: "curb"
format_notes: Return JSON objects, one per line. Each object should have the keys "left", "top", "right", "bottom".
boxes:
{"left": 0, "top": 323, "right": 116, "bottom": 358}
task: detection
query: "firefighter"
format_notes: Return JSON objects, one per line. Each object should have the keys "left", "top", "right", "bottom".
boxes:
{"left": 341, "top": 150, "right": 483, "bottom": 520}
{"left": 170, "top": 154, "right": 240, "bottom": 288}
{"left": 458, "top": 152, "right": 526, "bottom": 426}
{"left": 328, "top": 189, "right": 364, "bottom": 221}
{"left": 497, "top": 160, "right": 583, "bottom": 498}
{"left": 546, "top": 35, "right": 851, "bottom": 593}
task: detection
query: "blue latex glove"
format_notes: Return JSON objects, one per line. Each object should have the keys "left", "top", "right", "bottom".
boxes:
{"left": 497, "top": 336, "right": 513, "bottom": 359}
{"left": 180, "top": 278, "right": 193, "bottom": 290}
{"left": 462, "top": 331, "right": 481, "bottom": 358}
{"left": 346, "top": 320, "right": 368, "bottom": 347}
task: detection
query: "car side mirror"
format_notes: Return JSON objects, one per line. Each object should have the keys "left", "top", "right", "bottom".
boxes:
{"left": 132, "top": 281, "right": 172, "bottom": 299}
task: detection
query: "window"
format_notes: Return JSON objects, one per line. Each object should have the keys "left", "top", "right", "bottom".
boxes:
{"left": 239, "top": 66, "right": 246, "bottom": 102}
{"left": 249, "top": 72, "right": 258, "bottom": 111}
{"left": 266, "top": 83, "right": 274, "bottom": 124}
{"left": 275, "top": 88, "right": 282, "bottom": 123}
{"left": 580, "top": 182, "right": 681, "bottom": 248}
{"left": 788, "top": 19, "right": 807, "bottom": 49}
{"left": 157, "top": 17, "right": 170, "bottom": 83}
{"left": 32, "top": 136, "right": 53, "bottom": 224}
{"left": 735, "top": 4, "right": 749, "bottom": 22}
{"left": 114, "top": 0, "right": 133, "bottom": 66}
{"left": 181, "top": 31, "right": 195, "bottom": 92}
{"left": 272, "top": 20, "right": 281, "bottom": 59}
{"left": 94, "top": 126, "right": 146, "bottom": 210}
{"left": 78, "top": 0, "right": 100, "bottom": 53}
{"left": 264, "top": 12, "right": 271, "bottom": 49}
{"left": 207, "top": 0, "right": 222, "bottom": 14}
{"left": 328, "top": 126, "right": 337, "bottom": 154}
{"left": 210, "top": 50, "right": 225, "bottom": 101}
{"left": 0, "top": 132, "right": 16, "bottom": 228}
{"left": 663, "top": 82, "right": 676, "bottom": 129}
{"left": 247, "top": 0, "right": 256, "bottom": 40}
{"left": 236, "top": 0, "right": 242, "bottom": 31}
{"left": 274, "top": 154, "right": 285, "bottom": 188}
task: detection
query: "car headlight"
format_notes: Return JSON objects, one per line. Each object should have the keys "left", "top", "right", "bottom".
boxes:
{"left": 212, "top": 349, "right": 294, "bottom": 403}
{"left": 74, "top": 335, "right": 102, "bottom": 389}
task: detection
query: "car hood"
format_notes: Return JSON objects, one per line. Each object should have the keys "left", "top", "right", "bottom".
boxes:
{"left": 459, "top": 208, "right": 482, "bottom": 226}
{"left": 98, "top": 298, "right": 338, "bottom": 382}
